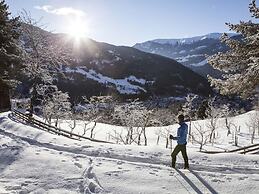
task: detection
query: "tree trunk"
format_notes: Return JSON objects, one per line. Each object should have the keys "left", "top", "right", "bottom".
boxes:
{"left": 90, "top": 122, "right": 97, "bottom": 139}
{"left": 143, "top": 128, "right": 147, "bottom": 146}
{"left": 29, "top": 84, "right": 37, "bottom": 117}
{"left": 251, "top": 127, "right": 255, "bottom": 144}
{"left": 137, "top": 134, "right": 141, "bottom": 145}
{"left": 156, "top": 135, "right": 160, "bottom": 145}
{"left": 55, "top": 117, "right": 59, "bottom": 127}
{"left": 188, "top": 121, "right": 192, "bottom": 142}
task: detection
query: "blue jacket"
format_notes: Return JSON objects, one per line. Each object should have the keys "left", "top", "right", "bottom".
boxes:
{"left": 173, "top": 122, "right": 188, "bottom": 145}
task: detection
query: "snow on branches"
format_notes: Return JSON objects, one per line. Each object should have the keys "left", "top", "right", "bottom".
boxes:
{"left": 208, "top": 0, "right": 259, "bottom": 98}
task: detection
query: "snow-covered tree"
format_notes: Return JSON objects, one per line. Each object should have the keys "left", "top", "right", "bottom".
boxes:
{"left": 112, "top": 100, "right": 154, "bottom": 145}
{"left": 19, "top": 11, "right": 74, "bottom": 115}
{"left": 230, "top": 123, "right": 240, "bottom": 146}
{"left": 154, "top": 110, "right": 176, "bottom": 148}
{"left": 246, "top": 110, "right": 259, "bottom": 144}
{"left": 81, "top": 96, "right": 114, "bottom": 139}
{"left": 113, "top": 100, "right": 142, "bottom": 145}
{"left": 155, "top": 127, "right": 173, "bottom": 148}
{"left": 182, "top": 94, "right": 198, "bottom": 141}
{"left": 0, "top": 0, "right": 22, "bottom": 85}
{"left": 135, "top": 105, "right": 154, "bottom": 146}
{"left": 40, "top": 85, "right": 71, "bottom": 127}
{"left": 208, "top": 0, "right": 259, "bottom": 98}
{"left": 191, "top": 122, "right": 211, "bottom": 151}
{"left": 205, "top": 97, "right": 223, "bottom": 145}
{"left": 221, "top": 104, "right": 232, "bottom": 136}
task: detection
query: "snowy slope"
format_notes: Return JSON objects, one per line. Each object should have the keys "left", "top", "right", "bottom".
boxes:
{"left": 0, "top": 111, "right": 259, "bottom": 194}
{"left": 151, "top": 33, "right": 236, "bottom": 46}
{"left": 61, "top": 66, "right": 147, "bottom": 94}
{"left": 133, "top": 33, "right": 240, "bottom": 78}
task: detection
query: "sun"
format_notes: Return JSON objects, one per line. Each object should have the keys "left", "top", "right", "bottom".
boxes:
{"left": 67, "top": 18, "right": 89, "bottom": 41}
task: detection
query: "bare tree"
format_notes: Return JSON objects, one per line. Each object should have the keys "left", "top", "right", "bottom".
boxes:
{"left": 154, "top": 110, "right": 176, "bottom": 148}
{"left": 246, "top": 111, "right": 259, "bottom": 144}
{"left": 231, "top": 123, "right": 240, "bottom": 146}
{"left": 191, "top": 122, "right": 211, "bottom": 151}
{"left": 113, "top": 99, "right": 150, "bottom": 145}
{"left": 205, "top": 97, "right": 223, "bottom": 145}
{"left": 82, "top": 96, "right": 114, "bottom": 139}
{"left": 221, "top": 104, "right": 236, "bottom": 136}
{"left": 182, "top": 94, "right": 198, "bottom": 141}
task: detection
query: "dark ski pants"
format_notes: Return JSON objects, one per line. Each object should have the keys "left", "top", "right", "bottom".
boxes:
{"left": 171, "top": 144, "right": 189, "bottom": 168}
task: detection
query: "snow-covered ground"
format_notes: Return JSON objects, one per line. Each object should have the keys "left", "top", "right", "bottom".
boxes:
{"left": 60, "top": 66, "right": 148, "bottom": 94}
{"left": 0, "top": 111, "right": 259, "bottom": 194}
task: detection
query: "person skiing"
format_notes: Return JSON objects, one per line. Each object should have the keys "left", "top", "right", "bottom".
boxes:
{"left": 169, "top": 114, "right": 189, "bottom": 169}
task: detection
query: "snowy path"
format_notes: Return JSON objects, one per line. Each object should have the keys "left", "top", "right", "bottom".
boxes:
{"left": 1, "top": 112, "right": 259, "bottom": 193}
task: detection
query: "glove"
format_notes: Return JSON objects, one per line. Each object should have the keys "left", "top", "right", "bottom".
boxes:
{"left": 169, "top": 134, "right": 174, "bottom": 140}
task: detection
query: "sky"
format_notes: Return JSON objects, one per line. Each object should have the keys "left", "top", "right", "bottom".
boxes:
{"left": 6, "top": 0, "right": 254, "bottom": 46}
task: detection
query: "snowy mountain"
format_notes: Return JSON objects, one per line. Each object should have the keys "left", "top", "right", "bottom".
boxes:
{"left": 133, "top": 33, "right": 239, "bottom": 78}
{"left": 0, "top": 110, "right": 259, "bottom": 193}
{"left": 19, "top": 25, "right": 212, "bottom": 101}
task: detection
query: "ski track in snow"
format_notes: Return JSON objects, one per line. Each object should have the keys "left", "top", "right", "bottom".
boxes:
{"left": 1, "top": 112, "right": 259, "bottom": 194}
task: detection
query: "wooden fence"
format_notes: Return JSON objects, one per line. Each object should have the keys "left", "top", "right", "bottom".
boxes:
{"left": 12, "top": 109, "right": 114, "bottom": 144}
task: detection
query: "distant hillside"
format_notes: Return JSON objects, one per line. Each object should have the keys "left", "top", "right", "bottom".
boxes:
{"left": 19, "top": 26, "right": 212, "bottom": 101}
{"left": 133, "top": 33, "right": 240, "bottom": 78}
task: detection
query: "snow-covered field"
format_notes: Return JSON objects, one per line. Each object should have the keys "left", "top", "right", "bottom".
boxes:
{"left": 0, "top": 111, "right": 259, "bottom": 194}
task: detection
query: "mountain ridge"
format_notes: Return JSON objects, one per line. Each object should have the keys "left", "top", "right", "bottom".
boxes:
{"left": 19, "top": 25, "right": 213, "bottom": 101}
{"left": 133, "top": 33, "right": 240, "bottom": 78}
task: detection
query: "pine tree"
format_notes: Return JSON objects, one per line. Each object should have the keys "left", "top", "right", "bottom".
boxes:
{"left": 208, "top": 0, "right": 259, "bottom": 98}
{"left": 0, "top": 0, "right": 22, "bottom": 84}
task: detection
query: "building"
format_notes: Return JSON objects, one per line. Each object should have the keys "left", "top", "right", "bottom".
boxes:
{"left": 0, "top": 79, "right": 11, "bottom": 112}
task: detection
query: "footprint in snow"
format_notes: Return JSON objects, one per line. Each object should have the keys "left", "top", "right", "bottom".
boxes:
{"left": 238, "top": 177, "right": 248, "bottom": 181}
{"left": 80, "top": 159, "right": 104, "bottom": 193}
{"left": 81, "top": 145, "right": 92, "bottom": 149}
{"left": 226, "top": 177, "right": 232, "bottom": 181}
{"left": 74, "top": 162, "right": 83, "bottom": 168}
{"left": 117, "top": 161, "right": 124, "bottom": 165}
{"left": 21, "top": 182, "right": 28, "bottom": 187}
{"left": 95, "top": 162, "right": 102, "bottom": 167}
{"left": 211, "top": 178, "right": 225, "bottom": 183}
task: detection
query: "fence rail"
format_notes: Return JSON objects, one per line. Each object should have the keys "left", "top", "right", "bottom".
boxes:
{"left": 12, "top": 109, "right": 114, "bottom": 144}
{"left": 201, "top": 143, "right": 259, "bottom": 155}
